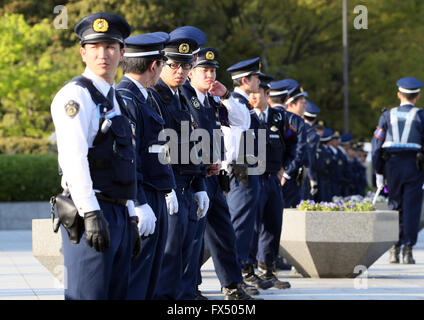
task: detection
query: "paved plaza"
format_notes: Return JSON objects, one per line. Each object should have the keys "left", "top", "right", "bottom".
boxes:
{"left": 0, "top": 229, "right": 424, "bottom": 300}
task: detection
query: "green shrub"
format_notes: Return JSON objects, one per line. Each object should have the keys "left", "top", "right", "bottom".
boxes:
{"left": 0, "top": 137, "right": 53, "bottom": 154}
{"left": 0, "top": 154, "right": 61, "bottom": 201}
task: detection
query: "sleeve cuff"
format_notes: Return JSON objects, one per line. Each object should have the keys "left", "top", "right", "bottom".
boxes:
{"left": 283, "top": 172, "right": 291, "bottom": 180}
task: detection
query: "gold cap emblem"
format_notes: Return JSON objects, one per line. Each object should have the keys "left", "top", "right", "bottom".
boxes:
{"left": 179, "top": 43, "right": 190, "bottom": 54}
{"left": 206, "top": 51, "right": 215, "bottom": 60}
{"left": 93, "top": 18, "right": 109, "bottom": 33}
{"left": 300, "top": 86, "right": 304, "bottom": 92}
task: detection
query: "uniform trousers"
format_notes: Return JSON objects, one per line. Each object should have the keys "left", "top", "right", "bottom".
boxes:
{"left": 61, "top": 200, "right": 132, "bottom": 300}
{"left": 385, "top": 153, "right": 424, "bottom": 246}
{"left": 282, "top": 177, "right": 301, "bottom": 208}
{"left": 226, "top": 174, "right": 260, "bottom": 267}
{"left": 154, "top": 174, "right": 198, "bottom": 300}
{"left": 127, "top": 188, "right": 168, "bottom": 300}
{"left": 250, "top": 173, "right": 284, "bottom": 265}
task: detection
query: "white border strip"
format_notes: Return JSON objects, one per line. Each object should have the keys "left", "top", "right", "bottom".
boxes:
{"left": 399, "top": 87, "right": 420, "bottom": 94}
{"left": 124, "top": 50, "right": 161, "bottom": 57}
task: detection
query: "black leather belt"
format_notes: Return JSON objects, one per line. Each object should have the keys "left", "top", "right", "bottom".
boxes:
{"left": 95, "top": 193, "right": 128, "bottom": 206}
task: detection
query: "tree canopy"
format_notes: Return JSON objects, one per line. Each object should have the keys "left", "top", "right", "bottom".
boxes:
{"left": 1, "top": 0, "right": 424, "bottom": 144}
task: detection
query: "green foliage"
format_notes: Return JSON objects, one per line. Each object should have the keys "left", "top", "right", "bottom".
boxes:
{"left": 0, "top": 136, "right": 52, "bottom": 154}
{"left": 2, "top": 0, "right": 424, "bottom": 143}
{"left": 0, "top": 154, "right": 62, "bottom": 201}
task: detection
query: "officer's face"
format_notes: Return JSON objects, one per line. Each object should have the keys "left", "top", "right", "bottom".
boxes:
{"left": 160, "top": 59, "right": 192, "bottom": 90}
{"left": 189, "top": 67, "right": 216, "bottom": 92}
{"left": 249, "top": 87, "right": 268, "bottom": 110}
{"left": 80, "top": 41, "right": 123, "bottom": 84}
{"left": 245, "top": 74, "right": 260, "bottom": 94}
{"left": 288, "top": 96, "right": 306, "bottom": 116}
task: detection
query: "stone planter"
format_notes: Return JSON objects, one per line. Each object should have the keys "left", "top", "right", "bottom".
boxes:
{"left": 32, "top": 218, "right": 64, "bottom": 283}
{"left": 279, "top": 209, "right": 399, "bottom": 278}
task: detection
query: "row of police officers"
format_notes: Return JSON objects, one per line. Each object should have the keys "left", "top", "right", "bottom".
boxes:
{"left": 51, "top": 12, "right": 372, "bottom": 300}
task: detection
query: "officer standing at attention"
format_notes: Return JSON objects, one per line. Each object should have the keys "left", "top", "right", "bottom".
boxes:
{"left": 181, "top": 47, "right": 257, "bottom": 300}
{"left": 281, "top": 80, "right": 308, "bottom": 208}
{"left": 301, "top": 100, "right": 321, "bottom": 200}
{"left": 339, "top": 133, "right": 356, "bottom": 196}
{"left": 116, "top": 32, "right": 177, "bottom": 299}
{"left": 223, "top": 58, "right": 273, "bottom": 290}
{"left": 326, "top": 130, "right": 344, "bottom": 198}
{"left": 249, "top": 73, "right": 296, "bottom": 289}
{"left": 50, "top": 12, "right": 140, "bottom": 299}
{"left": 372, "top": 77, "right": 424, "bottom": 264}
{"left": 317, "top": 128, "right": 336, "bottom": 202}
{"left": 150, "top": 31, "right": 210, "bottom": 300}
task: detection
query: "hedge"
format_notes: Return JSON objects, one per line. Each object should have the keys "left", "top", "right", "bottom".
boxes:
{"left": 0, "top": 154, "right": 62, "bottom": 201}
{"left": 0, "top": 137, "right": 53, "bottom": 154}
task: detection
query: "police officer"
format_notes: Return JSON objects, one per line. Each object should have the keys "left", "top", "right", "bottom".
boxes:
{"left": 150, "top": 32, "right": 210, "bottom": 299}
{"left": 50, "top": 12, "right": 140, "bottom": 299}
{"left": 302, "top": 100, "right": 321, "bottom": 200}
{"left": 281, "top": 80, "right": 309, "bottom": 208}
{"left": 326, "top": 130, "right": 345, "bottom": 198}
{"left": 180, "top": 47, "right": 257, "bottom": 300}
{"left": 339, "top": 133, "right": 356, "bottom": 196}
{"left": 372, "top": 77, "right": 424, "bottom": 264}
{"left": 317, "top": 128, "right": 336, "bottom": 202}
{"left": 249, "top": 73, "right": 296, "bottom": 289}
{"left": 116, "top": 32, "right": 177, "bottom": 299}
{"left": 223, "top": 58, "right": 273, "bottom": 290}
{"left": 352, "top": 143, "right": 367, "bottom": 196}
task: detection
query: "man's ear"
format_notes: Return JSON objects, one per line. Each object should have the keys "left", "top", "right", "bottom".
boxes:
{"left": 80, "top": 46, "right": 86, "bottom": 63}
{"left": 119, "top": 48, "right": 125, "bottom": 62}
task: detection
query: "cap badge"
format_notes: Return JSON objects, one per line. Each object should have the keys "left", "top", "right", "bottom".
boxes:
{"left": 300, "top": 86, "right": 304, "bottom": 93}
{"left": 65, "top": 100, "right": 80, "bottom": 118}
{"left": 179, "top": 43, "right": 190, "bottom": 54}
{"left": 318, "top": 120, "right": 324, "bottom": 126}
{"left": 93, "top": 18, "right": 109, "bottom": 33}
{"left": 206, "top": 51, "right": 215, "bottom": 60}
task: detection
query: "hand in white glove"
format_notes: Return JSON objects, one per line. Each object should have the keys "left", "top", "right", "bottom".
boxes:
{"left": 134, "top": 204, "right": 157, "bottom": 237}
{"left": 165, "top": 189, "right": 179, "bottom": 215}
{"left": 310, "top": 180, "right": 319, "bottom": 196}
{"left": 376, "top": 174, "right": 384, "bottom": 189}
{"left": 194, "top": 191, "right": 210, "bottom": 218}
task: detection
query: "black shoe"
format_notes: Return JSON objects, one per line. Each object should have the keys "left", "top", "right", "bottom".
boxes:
{"left": 222, "top": 284, "right": 259, "bottom": 300}
{"left": 275, "top": 256, "right": 292, "bottom": 270}
{"left": 389, "top": 245, "right": 400, "bottom": 264}
{"left": 257, "top": 261, "right": 291, "bottom": 289}
{"left": 240, "top": 281, "right": 260, "bottom": 296}
{"left": 243, "top": 273, "right": 273, "bottom": 290}
{"left": 258, "top": 273, "right": 291, "bottom": 289}
{"left": 195, "top": 288, "right": 208, "bottom": 300}
{"left": 402, "top": 245, "right": 415, "bottom": 264}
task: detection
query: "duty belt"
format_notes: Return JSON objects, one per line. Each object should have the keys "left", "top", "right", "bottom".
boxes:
{"left": 95, "top": 193, "right": 128, "bottom": 206}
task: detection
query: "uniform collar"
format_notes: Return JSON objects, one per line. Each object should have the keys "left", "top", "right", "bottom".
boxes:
{"left": 329, "top": 145, "right": 338, "bottom": 154}
{"left": 193, "top": 87, "right": 207, "bottom": 105}
{"left": 124, "top": 74, "right": 148, "bottom": 100}
{"left": 400, "top": 101, "right": 415, "bottom": 106}
{"left": 82, "top": 67, "right": 115, "bottom": 97}
{"left": 254, "top": 106, "right": 269, "bottom": 121}
{"left": 234, "top": 87, "right": 250, "bottom": 101}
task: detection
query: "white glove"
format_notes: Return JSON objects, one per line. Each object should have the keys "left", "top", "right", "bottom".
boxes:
{"left": 310, "top": 180, "right": 318, "bottom": 196}
{"left": 134, "top": 204, "right": 157, "bottom": 237}
{"left": 194, "top": 191, "right": 210, "bottom": 218}
{"left": 376, "top": 174, "right": 384, "bottom": 189}
{"left": 165, "top": 189, "right": 179, "bottom": 215}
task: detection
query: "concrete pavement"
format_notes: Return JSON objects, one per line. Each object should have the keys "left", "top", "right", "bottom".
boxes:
{"left": 0, "top": 229, "right": 424, "bottom": 300}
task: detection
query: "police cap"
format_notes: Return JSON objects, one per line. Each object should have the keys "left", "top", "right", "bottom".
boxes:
{"left": 169, "top": 26, "right": 207, "bottom": 54}
{"left": 304, "top": 100, "right": 320, "bottom": 118}
{"left": 124, "top": 32, "right": 170, "bottom": 59}
{"left": 194, "top": 47, "right": 219, "bottom": 68}
{"left": 227, "top": 57, "right": 261, "bottom": 80}
{"left": 74, "top": 12, "right": 131, "bottom": 46}
{"left": 397, "top": 77, "right": 423, "bottom": 94}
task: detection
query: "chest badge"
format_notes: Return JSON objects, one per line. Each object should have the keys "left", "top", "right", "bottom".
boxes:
{"left": 64, "top": 100, "right": 80, "bottom": 118}
{"left": 191, "top": 96, "right": 201, "bottom": 109}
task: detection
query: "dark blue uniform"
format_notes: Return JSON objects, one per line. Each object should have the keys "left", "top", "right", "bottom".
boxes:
{"left": 372, "top": 103, "right": 424, "bottom": 247}
{"left": 316, "top": 143, "right": 335, "bottom": 202}
{"left": 117, "top": 76, "right": 176, "bottom": 299}
{"left": 180, "top": 81, "right": 244, "bottom": 291}
{"left": 250, "top": 107, "right": 296, "bottom": 266}
{"left": 225, "top": 91, "right": 262, "bottom": 269}
{"left": 282, "top": 111, "right": 307, "bottom": 208}
{"left": 59, "top": 76, "right": 136, "bottom": 300}
{"left": 150, "top": 77, "right": 206, "bottom": 300}
{"left": 302, "top": 121, "right": 320, "bottom": 200}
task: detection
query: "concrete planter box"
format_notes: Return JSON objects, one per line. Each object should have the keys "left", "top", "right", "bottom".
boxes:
{"left": 32, "top": 218, "right": 64, "bottom": 283}
{"left": 279, "top": 209, "right": 399, "bottom": 278}
{"left": 0, "top": 202, "right": 50, "bottom": 230}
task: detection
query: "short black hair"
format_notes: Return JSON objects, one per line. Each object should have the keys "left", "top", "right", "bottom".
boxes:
{"left": 121, "top": 57, "right": 156, "bottom": 74}
{"left": 232, "top": 74, "right": 253, "bottom": 87}
{"left": 399, "top": 91, "right": 420, "bottom": 101}
{"left": 269, "top": 96, "right": 285, "bottom": 104}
